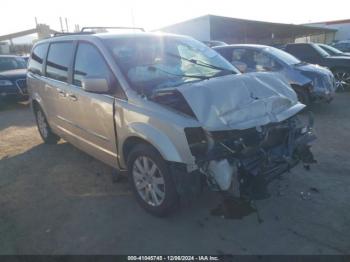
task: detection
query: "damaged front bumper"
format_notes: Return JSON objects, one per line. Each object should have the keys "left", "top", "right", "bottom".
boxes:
{"left": 310, "top": 90, "right": 334, "bottom": 103}
{"left": 183, "top": 114, "right": 316, "bottom": 199}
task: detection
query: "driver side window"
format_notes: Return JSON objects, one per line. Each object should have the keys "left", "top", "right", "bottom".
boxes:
{"left": 230, "top": 48, "right": 253, "bottom": 72}
{"left": 73, "top": 43, "right": 111, "bottom": 87}
{"left": 253, "top": 51, "right": 282, "bottom": 72}
{"left": 230, "top": 48, "right": 281, "bottom": 73}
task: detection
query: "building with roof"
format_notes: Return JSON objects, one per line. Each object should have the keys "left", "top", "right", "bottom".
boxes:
{"left": 304, "top": 19, "right": 350, "bottom": 42}
{"left": 158, "top": 15, "right": 336, "bottom": 45}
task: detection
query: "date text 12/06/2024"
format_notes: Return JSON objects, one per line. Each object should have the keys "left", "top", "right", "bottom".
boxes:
{"left": 127, "top": 256, "right": 220, "bottom": 261}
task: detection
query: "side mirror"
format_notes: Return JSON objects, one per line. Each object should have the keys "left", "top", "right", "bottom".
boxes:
{"left": 81, "top": 77, "right": 109, "bottom": 93}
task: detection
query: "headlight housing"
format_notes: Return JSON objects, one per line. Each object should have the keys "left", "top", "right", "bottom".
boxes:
{"left": 0, "top": 80, "right": 13, "bottom": 86}
{"left": 184, "top": 127, "right": 208, "bottom": 157}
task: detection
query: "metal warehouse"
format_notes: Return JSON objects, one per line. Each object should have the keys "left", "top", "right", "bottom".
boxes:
{"left": 304, "top": 19, "right": 350, "bottom": 42}
{"left": 158, "top": 14, "right": 336, "bottom": 44}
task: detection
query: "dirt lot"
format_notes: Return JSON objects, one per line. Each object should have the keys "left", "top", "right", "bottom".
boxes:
{"left": 0, "top": 94, "right": 350, "bottom": 255}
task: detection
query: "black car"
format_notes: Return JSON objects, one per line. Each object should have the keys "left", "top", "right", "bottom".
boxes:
{"left": 317, "top": 43, "right": 350, "bottom": 57}
{"left": 0, "top": 55, "right": 28, "bottom": 102}
{"left": 284, "top": 43, "right": 350, "bottom": 89}
{"left": 214, "top": 44, "right": 335, "bottom": 105}
{"left": 331, "top": 41, "right": 350, "bottom": 53}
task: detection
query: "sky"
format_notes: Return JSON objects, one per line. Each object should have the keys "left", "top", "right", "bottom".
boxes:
{"left": 1, "top": 0, "right": 350, "bottom": 42}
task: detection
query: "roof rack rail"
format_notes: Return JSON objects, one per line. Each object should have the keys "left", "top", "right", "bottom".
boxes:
{"left": 80, "top": 26, "right": 145, "bottom": 32}
{"left": 53, "top": 31, "right": 95, "bottom": 37}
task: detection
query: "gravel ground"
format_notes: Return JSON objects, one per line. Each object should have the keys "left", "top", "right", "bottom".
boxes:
{"left": 0, "top": 94, "right": 349, "bottom": 255}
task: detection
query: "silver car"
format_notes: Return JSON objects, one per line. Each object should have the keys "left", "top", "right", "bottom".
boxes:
{"left": 214, "top": 44, "right": 336, "bottom": 105}
{"left": 27, "top": 32, "right": 316, "bottom": 216}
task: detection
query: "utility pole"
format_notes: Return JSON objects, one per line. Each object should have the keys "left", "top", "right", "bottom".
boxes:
{"left": 65, "top": 18, "right": 69, "bottom": 33}
{"left": 59, "top": 17, "right": 64, "bottom": 32}
{"left": 74, "top": 24, "right": 80, "bottom": 32}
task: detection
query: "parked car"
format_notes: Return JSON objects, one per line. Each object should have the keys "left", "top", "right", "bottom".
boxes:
{"left": 214, "top": 44, "right": 335, "bottom": 105}
{"left": 331, "top": 40, "right": 350, "bottom": 53}
{"left": 283, "top": 43, "right": 350, "bottom": 90}
{"left": 28, "top": 31, "right": 316, "bottom": 216}
{"left": 317, "top": 43, "right": 350, "bottom": 57}
{"left": 0, "top": 55, "right": 28, "bottom": 102}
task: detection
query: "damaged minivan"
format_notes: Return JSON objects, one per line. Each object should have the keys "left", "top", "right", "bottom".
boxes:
{"left": 27, "top": 30, "right": 316, "bottom": 216}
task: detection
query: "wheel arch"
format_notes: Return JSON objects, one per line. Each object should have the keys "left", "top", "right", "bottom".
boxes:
{"left": 122, "top": 136, "right": 159, "bottom": 165}
{"left": 120, "top": 123, "right": 186, "bottom": 168}
{"left": 31, "top": 93, "right": 49, "bottom": 117}
{"left": 330, "top": 66, "right": 349, "bottom": 73}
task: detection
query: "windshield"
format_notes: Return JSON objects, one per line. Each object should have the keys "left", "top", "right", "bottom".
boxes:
{"left": 312, "top": 44, "right": 330, "bottom": 57}
{"left": 104, "top": 35, "right": 238, "bottom": 94}
{"left": 0, "top": 57, "right": 27, "bottom": 72}
{"left": 319, "top": 44, "right": 343, "bottom": 55}
{"left": 264, "top": 46, "right": 301, "bottom": 65}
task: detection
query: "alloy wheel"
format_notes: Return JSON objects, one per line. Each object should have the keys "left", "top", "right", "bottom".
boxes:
{"left": 132, "top": 156, "right": 166, "bottom": 206}
{"left": 334, "top": 72, "right": 350, "bottom": 90}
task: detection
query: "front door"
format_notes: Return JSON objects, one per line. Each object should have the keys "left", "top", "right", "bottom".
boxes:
{"left": 63, "top": 42, "right": 119, "bottom": 167}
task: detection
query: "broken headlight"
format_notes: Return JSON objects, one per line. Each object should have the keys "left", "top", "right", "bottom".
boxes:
{"left": 184, "top": 127, "right": 208, "bottom": 157}
{"left": 151, "top": 89, "right": 196, "bottom": 118}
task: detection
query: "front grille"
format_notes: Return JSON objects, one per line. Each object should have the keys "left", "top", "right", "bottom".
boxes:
{"left": 15, "top": 79, "right": 27, "bottom": 94}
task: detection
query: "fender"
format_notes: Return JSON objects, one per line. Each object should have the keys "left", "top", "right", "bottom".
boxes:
{"left": 121, "top": 122, "right": 189, "bottom": 165}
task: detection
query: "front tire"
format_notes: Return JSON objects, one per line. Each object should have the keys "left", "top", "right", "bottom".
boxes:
{"left": 127, "top": 144, "right": 179, "bottom": 216}
{"left": 34, "top": 106, "right": 60, "bottom": 144}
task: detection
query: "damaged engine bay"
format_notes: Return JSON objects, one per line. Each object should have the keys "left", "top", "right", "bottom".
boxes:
{"left": 150, "top": 73, "right": 317, "bottom": 200}
{"left": 185, "top": 115, "right": 316, "bottom": 199}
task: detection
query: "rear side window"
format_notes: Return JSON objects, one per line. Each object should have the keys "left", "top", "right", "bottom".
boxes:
{"left": 73, "top": 42, "right": 111, "bottom": 87}
{"left": 28, "top": 44, "right": 48, "bottom": 75}
{"left": 286, "top": 45, "right": 313, "bottom": 60}
{"left": 46, "top": 42, "right": 74, "bottom": 82}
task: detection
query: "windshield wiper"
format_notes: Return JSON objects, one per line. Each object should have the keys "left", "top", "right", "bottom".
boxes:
{"left": 165, "top": 52, "right": 236, "bottom": 74}
{"left": 148, "top": 65, "right": 209, "bottom": 80}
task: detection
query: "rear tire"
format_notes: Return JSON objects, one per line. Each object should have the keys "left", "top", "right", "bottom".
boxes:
{"left": 34, "top": 106, "right": 60, "bottom": 144}
{"left": 127, "top": 143, "right": 179, "bottom": 216}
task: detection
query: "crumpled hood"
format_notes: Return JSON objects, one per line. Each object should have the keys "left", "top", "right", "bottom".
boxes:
{"left": 176, "top": 72, "right": 305, "bottom": 131}
{"left": 294, "top": 63, "right": 331, "bottom": 76}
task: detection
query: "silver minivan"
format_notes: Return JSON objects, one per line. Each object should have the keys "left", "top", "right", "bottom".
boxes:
{"left": 28, "top": 31, "right": 316, "bottom": 216}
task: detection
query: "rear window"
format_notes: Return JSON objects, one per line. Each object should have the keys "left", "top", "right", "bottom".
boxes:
{"left": 46, "top": 42, "right": 74, "bottom": 82}
{"left": 28, "top": 44, "right": 48, "bottom": 75}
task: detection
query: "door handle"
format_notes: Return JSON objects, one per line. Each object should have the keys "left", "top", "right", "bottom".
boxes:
{"left": 57, "top": 88, "right": 66, "bottom": 97}
{"left": 68, "top": 94, "right": 78, "bottom": 101}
